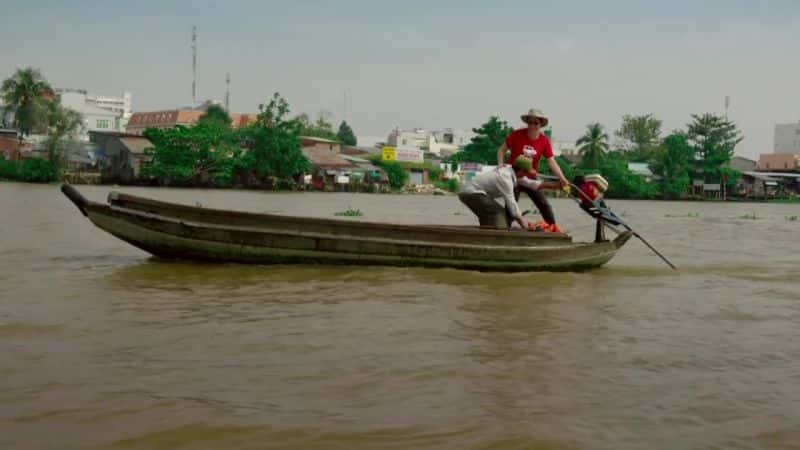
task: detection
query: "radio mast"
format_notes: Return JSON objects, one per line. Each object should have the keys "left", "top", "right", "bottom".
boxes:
{"left": 191, "top": 26, "right": 198, "bottom": 106}
{"left": 225, "top": 73, "right": 231, "bottom": 111}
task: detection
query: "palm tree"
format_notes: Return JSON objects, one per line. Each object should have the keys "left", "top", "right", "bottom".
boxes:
{"left": 0, "top": 67, "right": 52, "bottom": 136}
{"left": 576, "top": 123, "right": 610, "bottom": 170}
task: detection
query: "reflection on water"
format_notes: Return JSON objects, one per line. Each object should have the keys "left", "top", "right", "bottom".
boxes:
{"left": 1, "top": 183, "right": 800, "bottom": 449}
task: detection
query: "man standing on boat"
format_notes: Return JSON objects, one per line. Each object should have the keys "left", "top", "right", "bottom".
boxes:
{"left": 497, "top": 108, "right": 570, "bottom": 233}
{"left": 458, "top": 156, "right": 542, "bottom": 230}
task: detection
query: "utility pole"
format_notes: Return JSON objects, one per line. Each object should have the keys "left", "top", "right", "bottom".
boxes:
{"left": 192, "top": 26, "right": 197, "bottom": 106}
{"left": 343, "top": 89, "right": 348, "bottom": 123}
{"left": 225, "top": 73, "right": 231, "bottom": 112}
{"left": 724, "top": 95, "right": 730, "bottom": 119}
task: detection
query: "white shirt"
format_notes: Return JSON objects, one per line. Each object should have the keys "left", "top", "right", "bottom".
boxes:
{"left": 459, "top": 167, "right": 522, "bottom": 220}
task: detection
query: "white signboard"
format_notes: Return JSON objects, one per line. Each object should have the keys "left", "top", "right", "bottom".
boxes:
{"left": 395, "top": 148, "right": 424, "bottom": 163}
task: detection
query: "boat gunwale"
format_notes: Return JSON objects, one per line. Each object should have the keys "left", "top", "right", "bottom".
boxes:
{"left": 106, "top": 191, "right": 573, "bottom": 241}
{"left": 91, "top": 202, "right": 621, "bottom": 256}
{"left": 85, "top": 205, "right": 624, "bottom": 271}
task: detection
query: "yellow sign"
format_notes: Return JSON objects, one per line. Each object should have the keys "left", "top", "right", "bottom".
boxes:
{"left": 382, "top": 146, "right": 396, "bottom": 161}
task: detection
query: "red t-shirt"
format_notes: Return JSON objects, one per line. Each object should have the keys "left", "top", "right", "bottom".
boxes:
{"left": 504, "top": 129, "right": 554, "bottom": 173}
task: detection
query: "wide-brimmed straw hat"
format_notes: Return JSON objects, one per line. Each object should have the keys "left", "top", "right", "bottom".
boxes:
{"left": 521, "top": 108, "right": 549, "bottom": 127}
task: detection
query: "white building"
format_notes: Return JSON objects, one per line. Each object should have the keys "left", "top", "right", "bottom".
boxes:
{"left": 774, "top": 122, "right": 800, "bottom": 154}
{"left": 386, "top": 128, "right": 475, "bottom": 156}
{"left": 56, "top": 89, "right": 133, "bottom": 140}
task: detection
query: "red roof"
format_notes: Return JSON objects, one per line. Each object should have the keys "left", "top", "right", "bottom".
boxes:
{"left": 128, "top": 109, "right": 258, "bottom": 131}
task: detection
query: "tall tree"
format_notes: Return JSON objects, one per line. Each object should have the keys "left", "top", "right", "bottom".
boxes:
{"left": 336, "top": 120, "right": 357, "bottom": 146}
{"left": 451, "top": 116, "right": 513, "bottom": 164}
{"left": 651, "top": 133, "right": 693, "bottom": 199}
{"left": 295, "top": 112, "right": 338, "bottom": 140}
{"left": 198, "top": 104, "right": 232, "bottom": 129}
{"left": 142, "top": 122, "right": 240, "bottom": 186}
{"left": 1, "top": 67, "right": 52, "bottom": 136}
{"left": 240, "top": 93, "right": 310, "bottom": 180}
{"left": 615, "top": 113, "right": 662, "bottom": 161}
{"left": 576, "top": 123, "right": 610, "bottom": 170}
{"left": 42, "top": 101, "right": 83, "bottom": 166}
{"left": 686, "top": 113, "right": 742, "bottom": 183}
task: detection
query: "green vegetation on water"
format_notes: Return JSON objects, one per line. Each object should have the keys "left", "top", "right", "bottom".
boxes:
{"left": 665, "top": 212, "right": 700, "bottom": 218}
{"left": 334, "top": 208, "right": 363, "bottom": 217}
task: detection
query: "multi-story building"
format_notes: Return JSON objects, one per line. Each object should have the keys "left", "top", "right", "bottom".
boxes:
{"left": 85, "top": 92, "right": 132, "bottom": 120}
{"left": 774, "top": 122, "right": 800, "bottom": 154}
{"left": 386, "top": 128, "right": 475, "bottom": 156}
{"left": 57, "top": 89, "right": 133, "bottom": 140}
{"left": 58, "top": 90, "right": 123, "bottom": 141}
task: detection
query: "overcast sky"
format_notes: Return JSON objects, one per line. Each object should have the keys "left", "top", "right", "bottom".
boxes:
{"left": 2, "top": 0, "right": 798, "bottom": 158}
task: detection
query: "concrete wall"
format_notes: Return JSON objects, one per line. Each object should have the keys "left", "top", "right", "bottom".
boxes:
{"left": 758, "top": 153, "right": 800, "bottom": 171}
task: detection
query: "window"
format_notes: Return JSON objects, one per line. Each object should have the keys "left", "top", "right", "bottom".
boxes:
{"left": 96, "top": 119, "right": 110, "bottom": 129}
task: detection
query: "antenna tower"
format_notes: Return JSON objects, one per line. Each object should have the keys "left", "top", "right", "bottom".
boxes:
{"left": 192, "top": 26, "right": 198, "bottom": 106}
{"left": 225, "top": 73, "right": 231, "bottom": 111}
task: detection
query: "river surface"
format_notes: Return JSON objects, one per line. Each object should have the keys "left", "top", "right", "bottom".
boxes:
{"left": 1, "top": 182, "right": 799, "bottom": 450}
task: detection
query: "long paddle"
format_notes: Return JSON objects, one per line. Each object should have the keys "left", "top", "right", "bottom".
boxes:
{"left": 565, "top": 181, "right": 677, "bottom": 270}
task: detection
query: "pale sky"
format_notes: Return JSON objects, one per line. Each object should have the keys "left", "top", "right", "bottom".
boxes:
{"left": 2, "top": 0, "right": 799, "bottom": 158}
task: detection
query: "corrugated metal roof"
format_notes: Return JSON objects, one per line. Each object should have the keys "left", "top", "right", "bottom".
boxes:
{"left": 743, "top": 171, "right": 800, "bottom": 179}
{"left": 301, "top": 147, "right": 353, "bottom": 170}
{"left": 119, "top": 137, "right": 153, "bottom": 154}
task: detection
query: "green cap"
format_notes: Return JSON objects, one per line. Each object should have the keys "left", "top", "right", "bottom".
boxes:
{"left": 512, "top": 156, "right": 533, "bottom": 173}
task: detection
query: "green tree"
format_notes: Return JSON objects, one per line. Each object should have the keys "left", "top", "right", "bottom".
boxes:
{"left": 369, "top": 155, "right": 408, "bottom": 189}
{"left": 295, "top": 112, "right": 338, "bottom": 140}
{"left": 1, "top": 67, "right": 52, "bottom": 136}
{"left": 42, "top": 100, "right": 83, "bottom": 166}
{"left": 576, "top": 123, "right": 610, "bottom": 170}
{"left": 239, "top": 93, "right": 310, "bottom": 180}
{"left": 686, "top": 113, "right": 742, "bottom": 183}
{"left": 651, "top": 133, "right": 693, "bottom": 199}
{"left": 616, "top": 114, "right": 662, "bottom": 161}
{"left": 336, "top": 120, "right": 357, "bottom": 146}
{"left": 198, "top": 104, "right": 232, "bottom": 129}
{"left": 597, "top": 151, "right": 658, "bottom": 199}
{"left": 142, "top": 122, "right": 241, "bottom": 186}
{"left": 451, "top": 116, "right": 513, "bottom": 164}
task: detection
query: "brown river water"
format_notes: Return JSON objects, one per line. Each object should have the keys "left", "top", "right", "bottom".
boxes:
{"left": 1, "top": 182, "right": 799, "bottom": 450}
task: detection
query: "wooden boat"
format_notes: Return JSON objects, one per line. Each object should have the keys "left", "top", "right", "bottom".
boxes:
{"left": 61, "top": 184, "right": 632, "bottom": 272}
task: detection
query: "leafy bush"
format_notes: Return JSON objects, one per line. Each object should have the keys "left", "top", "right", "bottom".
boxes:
{"left": 434, "top": 178, "right": 459, "bottom": 192}
{"left": 19, "top": 158, "right": 58, "bottom": 183}
{"left": 369, "top": 156, "right": 408, "bottom": 189}
{"left": 0, "top": 157, "right": 20, "bottom": 179}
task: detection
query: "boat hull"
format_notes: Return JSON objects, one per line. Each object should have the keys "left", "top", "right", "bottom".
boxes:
{"left": 64, "top": 185, "right": 631, "bottom": 272}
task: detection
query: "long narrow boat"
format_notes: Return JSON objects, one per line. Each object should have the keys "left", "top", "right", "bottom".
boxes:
{"left": 61, "top": 184, "right": 631, "bottom": 271}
